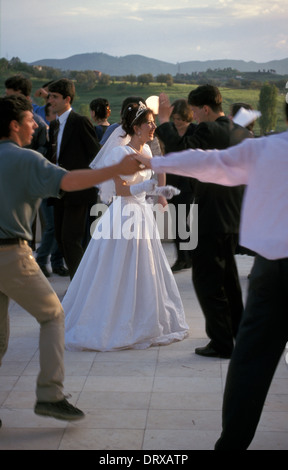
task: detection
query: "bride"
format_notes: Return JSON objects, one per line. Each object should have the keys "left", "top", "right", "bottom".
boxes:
{"left": 63, "top": 101, "right": 189, "bottom": 351}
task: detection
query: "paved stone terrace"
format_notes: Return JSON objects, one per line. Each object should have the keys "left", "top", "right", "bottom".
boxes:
{"left": 0, "top": 243, "right": 287, "bottom": 450}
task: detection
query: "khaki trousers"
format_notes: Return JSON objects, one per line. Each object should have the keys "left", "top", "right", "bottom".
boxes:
{"left": 0, "top": 241, "right": 65, "bottom": 402}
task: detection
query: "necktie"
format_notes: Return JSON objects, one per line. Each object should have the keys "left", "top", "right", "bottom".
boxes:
{"left": 51, "top": 119, "right": 60, "bottom": 164}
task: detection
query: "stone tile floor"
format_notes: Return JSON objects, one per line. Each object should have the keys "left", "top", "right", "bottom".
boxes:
{"left": 0, "top": 243, "right": 287, "bottom": 450}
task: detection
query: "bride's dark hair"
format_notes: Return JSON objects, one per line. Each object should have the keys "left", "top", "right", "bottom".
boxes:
{"left": 122, "top": 102, "right": 153, "bottom": 136}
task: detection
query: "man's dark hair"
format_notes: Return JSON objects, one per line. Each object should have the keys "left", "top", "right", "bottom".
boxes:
{"left": 48, "top": 78, "right": 76, "bottom": 104}
{"left": 4, "top": 75, "right": 32, "bottom": 97}
{"left": 188, "top": 85, "right": 223, "bottom": 113}
{"left": 0, "top": 95, "right": 32, "bottom": 138}
{"left": 230, "top": 102, "right": 253, "bottom": 117}
{"left": 42, "top": 80, "right": 55, "bottom": 89}
{"left": 285, "top": 102, "right": 288, "bottom": 121}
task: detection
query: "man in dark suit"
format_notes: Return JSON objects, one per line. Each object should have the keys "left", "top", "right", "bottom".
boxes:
{"left": 47, "top": 79, "right": 100, "bottom": 279}
{"left": 157, "top": 85, "right": 251, "bottom": 358}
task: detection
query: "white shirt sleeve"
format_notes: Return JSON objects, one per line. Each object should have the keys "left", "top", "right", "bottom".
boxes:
{"left": 151, "top": 139, "right": 257, "bottom": 187}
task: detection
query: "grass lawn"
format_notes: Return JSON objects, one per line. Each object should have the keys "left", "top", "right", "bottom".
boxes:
{"left": 71, "top": 82, "right": 287, "bottom": 135}
{"left": 1, "top": 79, "right": 286, "bottom": 134}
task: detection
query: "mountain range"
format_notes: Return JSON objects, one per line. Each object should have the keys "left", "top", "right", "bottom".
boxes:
{"left": 31, "top": 52, "right": 288, "bottom": 76}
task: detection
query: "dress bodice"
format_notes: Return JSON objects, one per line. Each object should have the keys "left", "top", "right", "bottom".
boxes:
{"left": 109, "top": 145, "right": 153, "bottom": 184}
{"left": 98, "top": 145, "right": 153, "bottom": 203}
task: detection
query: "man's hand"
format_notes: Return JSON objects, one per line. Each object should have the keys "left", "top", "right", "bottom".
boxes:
{"left": 117, "top": 155, "right": 145, "bottom": 174}
{"left": 34, "top": 88, "right": 49, "bottom": 100}
{"left": 128, "top": 152, "right": 152, "bottom": 169}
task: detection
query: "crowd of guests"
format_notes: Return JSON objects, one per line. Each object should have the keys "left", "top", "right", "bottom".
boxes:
{"left": 14, "top": 75, "right": 259, "bottom": 284}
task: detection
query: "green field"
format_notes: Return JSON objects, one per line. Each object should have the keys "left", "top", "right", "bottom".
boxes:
{"left": 1, "top": 78, "right": 287, "bottom": 135}
{"left": 59, "top": 82, "right": 288, "bottom": 135}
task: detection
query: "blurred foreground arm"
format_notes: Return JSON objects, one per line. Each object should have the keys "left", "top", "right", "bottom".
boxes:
{"left": 131, "top": 152, "right": 153, "bottom": 169}
{"left": 61, "top": 155, "right": 141, "bottom": 192}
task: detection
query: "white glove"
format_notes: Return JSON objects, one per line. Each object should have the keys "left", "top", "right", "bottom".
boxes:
{"left": 152, "top": 185, "right": 181, "bottom": 199}
{"left": 130, "top": 179, "right": 158, "bottom": 196}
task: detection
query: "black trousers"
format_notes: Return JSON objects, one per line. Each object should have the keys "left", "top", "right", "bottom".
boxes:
{"left": 215, "top": 255, "right": 288, "bottom": 450}
{"left": 53, "top": 198, "right": 88, "bottom": 279}
{"left": 170, "top": 190, "right": 194, "bottom": 264}
{"left": 191, "top": 233, "right": 243, "bottom": 355}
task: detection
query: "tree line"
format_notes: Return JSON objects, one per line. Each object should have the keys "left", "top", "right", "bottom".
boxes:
{"left": 1, "top": 56, "right": 286, "bottom": 92}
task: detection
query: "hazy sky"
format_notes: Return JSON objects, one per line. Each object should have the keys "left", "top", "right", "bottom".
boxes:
{"left": 1, "top": 0, "right": 288, "bottom": 65}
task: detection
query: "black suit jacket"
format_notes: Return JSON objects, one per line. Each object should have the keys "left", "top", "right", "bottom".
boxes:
{"left": 48, "top": 110, "right": 100, "bottom": 205}
{"left": 156, "top": 122, "right": 197, "bottom": 192}
{"left": 156, "top": 117, "right": 252, "bottom": 234}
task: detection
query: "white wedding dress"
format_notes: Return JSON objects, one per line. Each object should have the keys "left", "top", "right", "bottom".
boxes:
{"left": 63, "top": 145, "right": 189, "bottom": 351}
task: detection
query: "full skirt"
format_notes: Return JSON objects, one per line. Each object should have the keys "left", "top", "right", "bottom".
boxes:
{"left": 63, "top": 196, "right": 189, "bottom": 351}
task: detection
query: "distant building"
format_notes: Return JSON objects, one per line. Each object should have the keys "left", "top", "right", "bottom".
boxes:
{"left": 94, "top": 71, "right": 102, "bottom": 79}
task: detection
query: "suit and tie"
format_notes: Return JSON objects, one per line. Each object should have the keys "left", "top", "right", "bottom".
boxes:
{"left": 48, "top": 109, "right": 100, "bottom": 279}
{"left": 157, "top": 116, "right": 251, "bottom": 356}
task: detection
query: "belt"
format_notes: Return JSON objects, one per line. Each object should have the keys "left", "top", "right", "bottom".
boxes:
{"left": 0, "top": 238, "right": 27, "bottom": 246}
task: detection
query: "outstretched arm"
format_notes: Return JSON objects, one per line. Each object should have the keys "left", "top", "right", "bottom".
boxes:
{"left": 60, "top": 155, "right": 141, "bottom": 192}
{"left": 132, "top": 140, "right": 253, "bottom": 187}
{"left": 131, "top": 151, "right": 153, "bottom": 169}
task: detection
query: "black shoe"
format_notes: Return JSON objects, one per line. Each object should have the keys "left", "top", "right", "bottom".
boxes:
{"left": 52, "top": 266, "right": 69, "bottom": 277}
{"left": 195, "top": 344, "right": 231, "bottom": 359}
{"left": 171, "top": 260, "right": 192, "bottom": 273}
{"left": 38, "top": 265, "right": 51, "bottom": 278}
{"left": 34, "top": 398, "right": 85, "bottom": 421}
{"left": 0, "top": 418, "right": 2, "bottom": 428}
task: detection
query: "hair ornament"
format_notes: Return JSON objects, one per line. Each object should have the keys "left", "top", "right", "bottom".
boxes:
{"left": 131, "top": 101, "right": 147, "bottom": 124}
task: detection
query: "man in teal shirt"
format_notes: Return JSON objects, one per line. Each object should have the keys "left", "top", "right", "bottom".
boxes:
{"left": 0, "top": 95, "right": 140, "bottom": 426}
